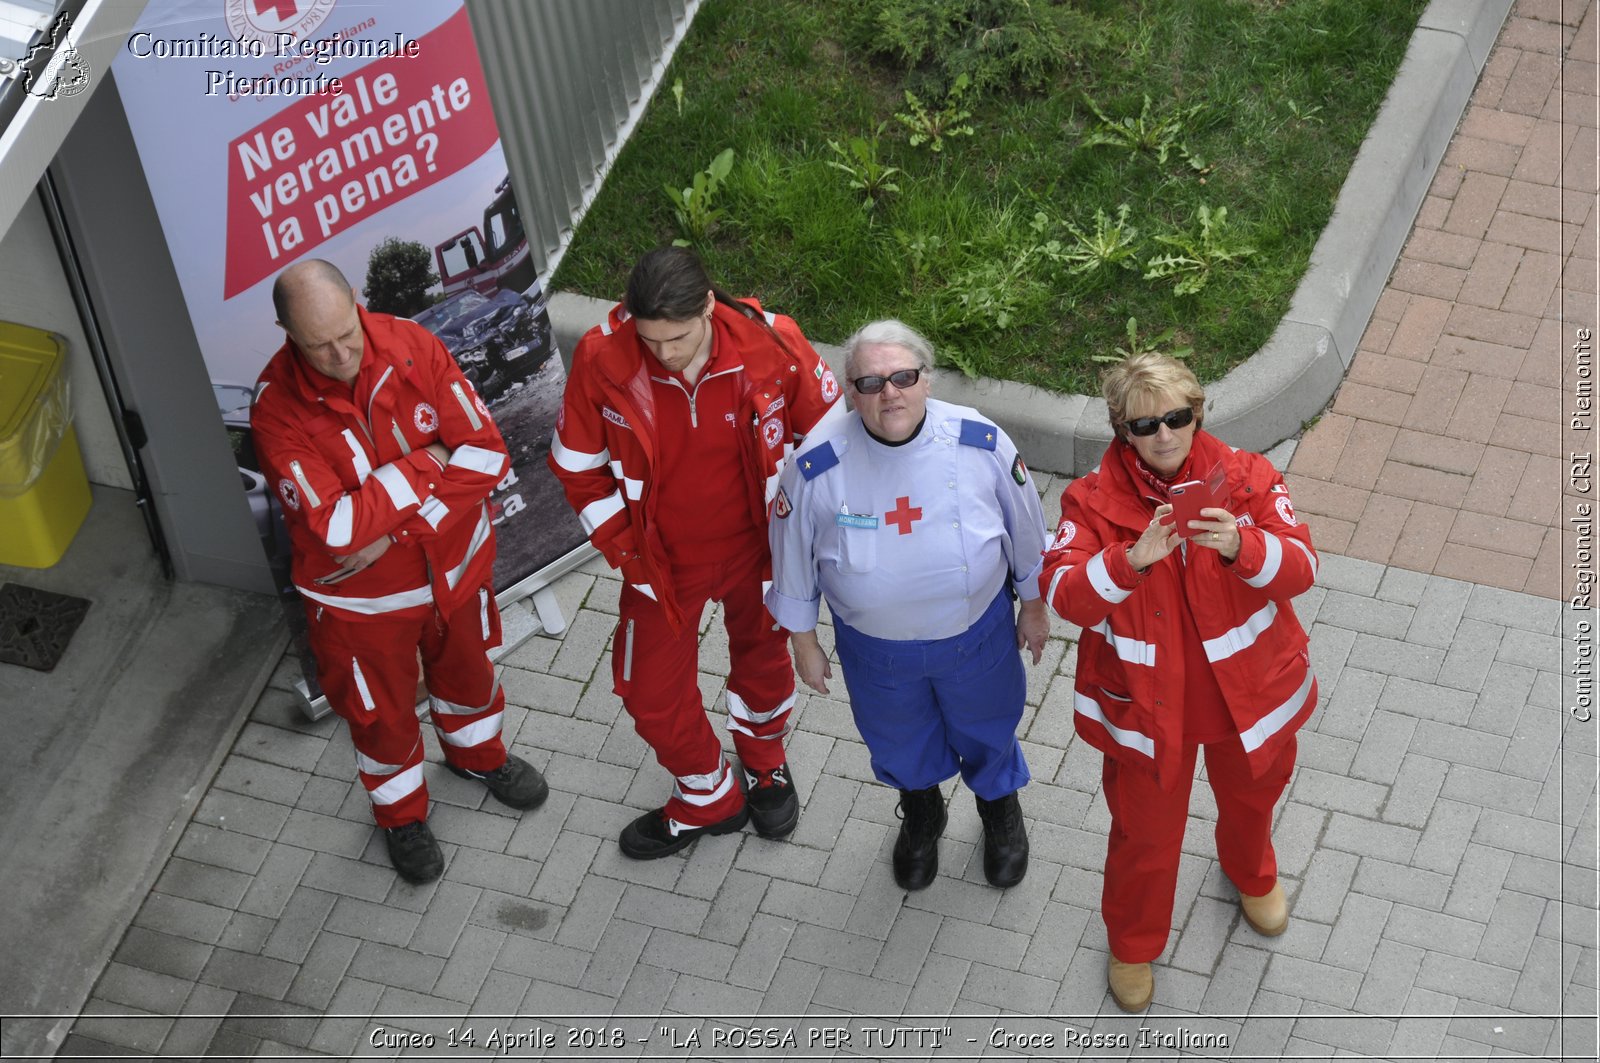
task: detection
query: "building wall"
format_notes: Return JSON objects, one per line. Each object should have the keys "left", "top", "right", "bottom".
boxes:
{"left": 0, "top": 193, "right": 132, "bottom": 490}
{"left": 466, "top": 0, "right": 698, "bottom": 289}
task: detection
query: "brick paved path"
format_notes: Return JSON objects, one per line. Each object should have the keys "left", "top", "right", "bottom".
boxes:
{"left": 1286, "top": 0, "right": 1596, "bottom": 599}
{"left": 54, "top": 1, "right": 1597, "bottom": 1058}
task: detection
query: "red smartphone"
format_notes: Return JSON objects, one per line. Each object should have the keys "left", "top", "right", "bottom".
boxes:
{"left": 1159, "top": 461, "right": 1227, "bottom": 538}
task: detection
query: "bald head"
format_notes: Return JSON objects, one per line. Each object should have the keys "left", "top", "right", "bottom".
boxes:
{"left": 273, "top": 260, "right": 365, "bottom": 383}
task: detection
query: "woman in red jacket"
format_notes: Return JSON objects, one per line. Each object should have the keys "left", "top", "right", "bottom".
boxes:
{"left": 1040, "top": 353, "right": 1319, "bottom": 1011}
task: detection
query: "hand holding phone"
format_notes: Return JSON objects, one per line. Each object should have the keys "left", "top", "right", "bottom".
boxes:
{"left": 1157, "top": 461, "right": 1228, "bottom": 539}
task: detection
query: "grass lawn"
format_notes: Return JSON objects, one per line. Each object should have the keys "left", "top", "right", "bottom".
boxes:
{"left": 553, "top": 0, "right": 1428, "bottom": 394}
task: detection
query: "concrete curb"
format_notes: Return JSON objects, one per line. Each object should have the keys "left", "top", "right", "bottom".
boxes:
{"left": 548, "top": 0, "right": 1511, "bottom": 477}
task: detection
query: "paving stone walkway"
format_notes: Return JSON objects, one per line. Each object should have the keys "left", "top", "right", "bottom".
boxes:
{"left": 1285, "top": 0, "right": 1597, "bottom": 600}
{"left": 51, "top": 0, "right": 1599, "bottom": 1058}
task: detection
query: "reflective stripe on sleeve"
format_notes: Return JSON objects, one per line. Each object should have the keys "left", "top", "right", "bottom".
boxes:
{"left": 551, "top": 430, "right": 610, "bottom": 472}
{"left": 580, "top": 490, "right": 625, "bottom": 534}
{"left": 1046, "top": 564, "right": 1072, "bottom": 606}
{"left": 1091, "top": 619, "right": 1157, "bottom": 667}
{"left": 372, "top": 463, "right": 419, "bottom": 511}
{"left": 1203, "top": 601, "right": 1279, "bottom": 663}
{"left": 1072, "top": 691, "right": 1155, "bottom": 757}
{"left": 296, "top": 582, "right": 433, "bottom": 615}
{"left": 479, "top": 588, "right": 490, "bottom": 640}
{"left": 1086, "top": 550, "right": 1133, "bottom": 604}
{"left": 445, "top": 505, "right": 494, "bottom": 590}
{"left": 1243, "top": 530, "right": 1283, "bottom": 588}
{"left": 342, "top": 430, "right": 372, "bottom": 483}
{"left": 608, "top": 460, "right": 644, "bottom": 500}
{"left": 1239, "top": 669, "right": 1315, "bottom": 752}
{"left": 326, "top": 497, "right": 354, "bottom": 549}
{"left": 418, "top": 496, "right": 449, "bottom": 529}
{"left": 1288, "top": 536, "right": 1319, "bottom": 580}
{"left": 449, "top": 444, "right": 508, "bottom": 477}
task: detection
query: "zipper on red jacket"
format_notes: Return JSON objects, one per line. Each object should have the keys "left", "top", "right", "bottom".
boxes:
{"left": 650, "top": 365, "right": 742, "bottom": 429}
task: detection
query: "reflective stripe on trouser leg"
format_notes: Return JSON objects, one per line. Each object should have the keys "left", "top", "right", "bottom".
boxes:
{"left": 307, "top": 611, "right": 432, "bottom": 828}
{"left": 716, "top": 544, "right": 796, "bottom": 774}
{"left": 421, "top": 580, "right": 507, "bottom": 774}
{"left": 667, "top": 757, "right": 738, "bottom": 836}
{"left": 614, "top": 575, "right": 745, "bottom": 828}
{"left": 1100, "top": 743, "right": 1200, "bottom": 963}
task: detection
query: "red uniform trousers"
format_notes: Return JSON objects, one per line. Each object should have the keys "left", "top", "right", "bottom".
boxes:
{"left": 1101, "top": 734, "right": 1296, "bottom": 963}
{"left": 613, "top": 540, "right": 794, "bottom": 830}
{"left": 310, "top": 581, "right": 508, "bottom": 828}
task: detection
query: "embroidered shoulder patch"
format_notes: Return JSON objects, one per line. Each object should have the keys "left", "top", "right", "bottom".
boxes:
{"left": 602, "top": 405, "right": 631, "bottom": 429}
{"left": 1011, "top": 454, "right": 1027, "bottom": 485}
{"left": 773, "top": 486, "right": 792, "bottom": 519}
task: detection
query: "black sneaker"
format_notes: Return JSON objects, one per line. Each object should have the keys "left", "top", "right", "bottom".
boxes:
{"left": 618, "top": 805, "right": 749, "bottom": 860}
{"left": 384, "top": 820, "right": 443, "bottom": 883}
{"left": 743, "top": 762, "right": 800, "bottom": 838}
{"left": 448, "top": 754, "right": 549, "bottom": 810}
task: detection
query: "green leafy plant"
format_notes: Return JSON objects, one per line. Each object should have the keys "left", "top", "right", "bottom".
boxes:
{"left": 895, "top": 72, "right": 975, "bottom": 152}
{"left": 827, "top": 126, "right": 902, "bottom": 209}
{"left": 1059, "top": 204, "right": 1141, "bottom": 276}
{"left": 850, "top": 0, "right": 1113, "bottom": 94}
{"left": 1092, "top": 317, "right": 1195, "bottom": 363}
{"left": 663, "top": 147, "right": 734, "bottom": 246}
{"left": 1284, "top": 99, "right": 1323, "bottom": 125}
{"left": 1143, "top": 205, "right": 1256, "bottom": 296}
{"left": 894, "top": 229, "right": 948, "bottom": 288}
{"left": 1081, "top": 93, "right": 1206, "bottom": 170}
{"left": 672, "top": 77, "right": 685, "bottom": 116}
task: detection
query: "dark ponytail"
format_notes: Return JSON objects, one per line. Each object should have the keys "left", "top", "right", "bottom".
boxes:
{"left": 624, "top": 246, "right": 799, "bottom": 358}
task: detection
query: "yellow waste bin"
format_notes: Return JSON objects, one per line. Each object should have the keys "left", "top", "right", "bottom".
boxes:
{"left": 0, "top": 322, "right": 92, "bottom": 568}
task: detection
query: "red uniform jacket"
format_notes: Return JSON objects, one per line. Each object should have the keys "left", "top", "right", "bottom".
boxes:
{"left": 253, "top": 306, "right": 510, "bottom": 623}
{"left": 548, "top": 299, "right": 842, "bottom": 632}
{"left": 1040, "top": 430, "right": 1319, "bottom": 788}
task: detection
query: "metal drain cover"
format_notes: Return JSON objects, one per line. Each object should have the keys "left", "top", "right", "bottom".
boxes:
{"left": 0, "top": 583, "right": 91, "bottom": 672}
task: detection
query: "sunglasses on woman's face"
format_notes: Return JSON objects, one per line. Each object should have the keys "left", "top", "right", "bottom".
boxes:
{"left": 1123, "top": 406, "right": 1195, "bottom": 437}
{"left": 851, "top": 367, "right": 924, "bottom": 395}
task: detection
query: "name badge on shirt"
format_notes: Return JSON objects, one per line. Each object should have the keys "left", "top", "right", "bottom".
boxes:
{"left": 837, "top": 513, "right": 878, "bottom": 530}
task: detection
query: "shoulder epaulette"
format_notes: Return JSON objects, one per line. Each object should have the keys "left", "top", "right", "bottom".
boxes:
{"left": 798, "top": 442, "right": 840, "bottom": 480}
{"left": 958, "top": 419, "right": 998, "bottom": 450}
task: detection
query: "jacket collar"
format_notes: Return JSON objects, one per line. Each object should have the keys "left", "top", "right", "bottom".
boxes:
{"left": 1090, "top": 429, "right": 1237, "bottom": 530}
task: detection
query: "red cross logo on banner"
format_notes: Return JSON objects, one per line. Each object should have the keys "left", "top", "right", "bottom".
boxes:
{"left": 256, "top": 0, "right": 300, "bottom": 19}
{"left": 885, "top": 496, "right": 922, "bottom": 535}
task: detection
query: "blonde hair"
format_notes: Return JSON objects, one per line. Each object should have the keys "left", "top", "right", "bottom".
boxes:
{"left": 1101, "top": 353, "right": 1205, "bottom": 441}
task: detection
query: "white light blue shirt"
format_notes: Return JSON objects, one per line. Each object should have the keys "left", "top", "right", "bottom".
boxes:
{"left": 766, "top": 398, "right": 1048, "bottom": 641}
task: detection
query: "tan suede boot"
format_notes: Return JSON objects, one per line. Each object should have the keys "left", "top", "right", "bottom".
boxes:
{"left": 1107, "top": 955, "right": 1153, "bottom": 1012}
{"left": 1240, "top": 881, "right": 1289, "bottom": 936}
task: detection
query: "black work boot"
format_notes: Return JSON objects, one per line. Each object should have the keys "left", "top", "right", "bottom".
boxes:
{"left": 618, "top": 805, "right": 749, "bottom": 860}
{"left": 892, "top": 786, "right": 948, "bottom": 890}
{"left": 384, "top": 820, "right": 444, "bottom": 883}
{"left": 974, "top": 791, "right": 1030, "bottom": 888}
{"left": 448, "top": 753, "right": 549, "bottom": 810}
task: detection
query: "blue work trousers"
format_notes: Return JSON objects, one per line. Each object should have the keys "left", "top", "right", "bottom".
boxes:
{"left": 832, "top": 590, "right": 1030, "bottom": 799}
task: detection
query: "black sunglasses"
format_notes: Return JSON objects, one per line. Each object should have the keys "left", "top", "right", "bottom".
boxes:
{"left": 1123, "top": 406, "right": 1195, "bottom": 437}
{"left": 851, "top": 367, "right": 924, "bottom": 395}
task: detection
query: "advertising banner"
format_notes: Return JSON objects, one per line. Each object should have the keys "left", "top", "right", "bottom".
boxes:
{"left": 112, "top": 0, "right": 590, "bottom": 694}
